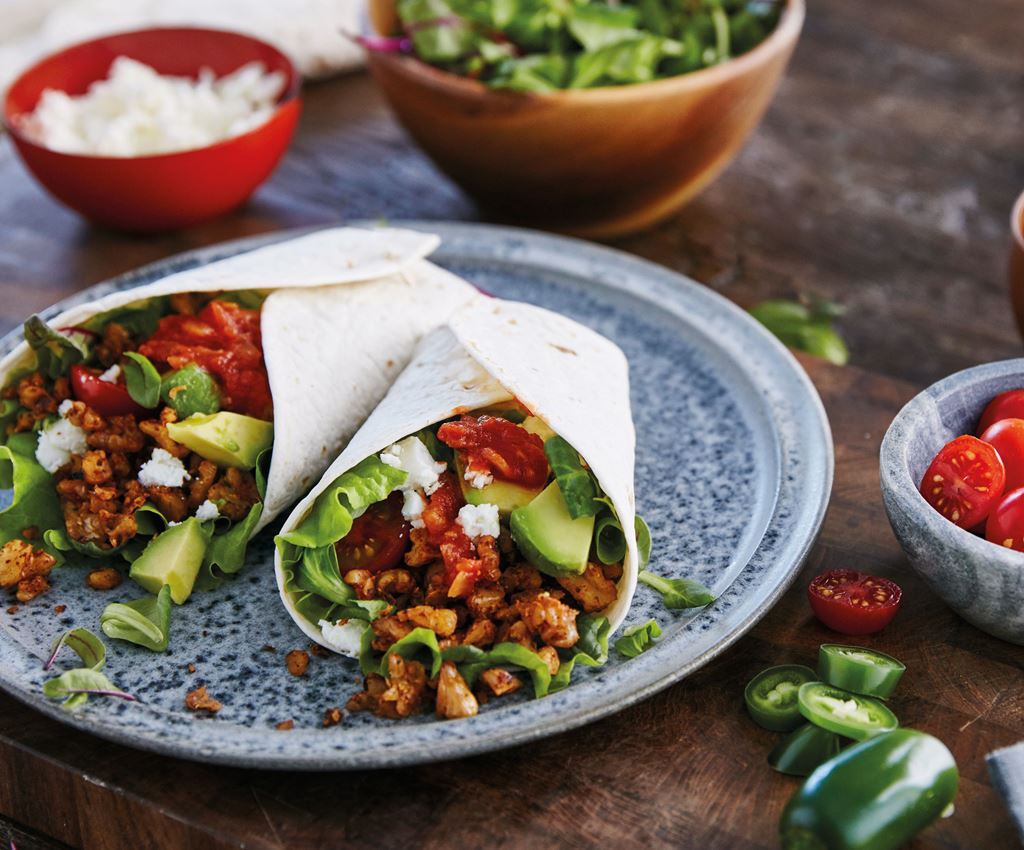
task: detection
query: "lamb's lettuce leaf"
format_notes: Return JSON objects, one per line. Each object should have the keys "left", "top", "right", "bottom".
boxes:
{"left": 544, "top": 436, "right": 598, "bottom": 519}
{"left": 614, "top": 618, "right": 661, "bottom": 658}
{"left": 100, "top": 585, "right": 172, "bottom": 651}
{"left": 549, "top": 613, "right": 610, "bottom": 692}
{"left": 43, "top": 627, "right": 132, "bottom": 708}
{"left": 46, "top": 626, "right": 106, "bottom": 671}
{"left": 122, "top": 352, "right": 162, "bottom": 409}
{"left": 639, "top": 569, "right": 714, "bottom": 610}
{"left": 42, "top": 668, "right": 133, "bottom": 708}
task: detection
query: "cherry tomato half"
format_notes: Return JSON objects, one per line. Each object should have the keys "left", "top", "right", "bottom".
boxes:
{"left": 807, "top": 570, "right": 902, "bottom": 636}
{"left": 985, "top": 487, "right": 1024, "bottom": 552}
{"left": 70, "top": 364, "right": 147, "bottom": 418}
{"left": 978, "top": 389, "right": 1024, "bottom": 434}
{"left": 980, "top": 418, "right": 1024, "bottom": 492}
{"left": 920, "top": 434, "right": 1005, "bottom": 528}
{"left": 335, "top": 492, "right": 410, "bottom": 575}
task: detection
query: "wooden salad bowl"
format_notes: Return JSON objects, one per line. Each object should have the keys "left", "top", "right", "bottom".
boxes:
{"left": 366, "top": 0, "right": 804, "bottom": 237}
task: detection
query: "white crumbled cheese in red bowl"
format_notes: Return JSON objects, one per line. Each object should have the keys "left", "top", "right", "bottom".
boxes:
{"left": 20, "top": 56, "right": 286, "bottom": 158}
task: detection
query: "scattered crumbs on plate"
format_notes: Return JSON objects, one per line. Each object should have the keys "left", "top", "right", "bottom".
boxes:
{"left": 6, "top": 605, "right": 18, "bottom": 615}
{"left": 53, "top": 604, "right": 66, "bottom": 614}
{"left": 187, "top": 663, "right": 197, "bottom": 674}
{"left": 309, "top": 642, "right": 330, "bottom": 658}
{"left": 286, "top": 650, "right": 309, "bottom": 677}
{"left": 323, "top": 708, "right": 343, "bottom": 727}
{"left": 276, "top": 720, "right": 294, "bottom": 731}
{"left": 184, "top": 686, "right": 222, "bottom": 714}
{"left": 261, "top": 644, "right": 277, "bottom": 653}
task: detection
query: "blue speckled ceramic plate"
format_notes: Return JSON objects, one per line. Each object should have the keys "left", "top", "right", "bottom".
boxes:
{"left": 0, "top": 223, "right": 832, "bottom": 770}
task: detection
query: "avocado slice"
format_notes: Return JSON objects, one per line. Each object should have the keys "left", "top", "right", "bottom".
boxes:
{"left": 129, "top": 518, "right": 212, "bottom": 604}
{"left": 456, "top": 454, "right": 544, "bottom": 514}
{"left": 166, "top": 411, "right": 273, "bottom": 469}
{"left": 521, "top": 415, "right": 556, "bottom": 442}
{"left": 510, "top": 481, "right": 595, "bottom": 578}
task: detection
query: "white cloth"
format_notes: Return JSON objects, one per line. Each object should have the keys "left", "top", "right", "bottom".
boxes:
{"left": 0, "top": 0, "right": 366, "bottom": 96}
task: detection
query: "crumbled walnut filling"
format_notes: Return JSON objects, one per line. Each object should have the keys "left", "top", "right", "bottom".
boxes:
{"left": 0, "top": 539, "right": 56, "bottom": 602}
{"left": 86, "top": 567, "right": 122, "bottom": 590}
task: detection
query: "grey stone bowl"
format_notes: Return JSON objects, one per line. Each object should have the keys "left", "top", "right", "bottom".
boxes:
{"left": 880, "top": 360, "right": 1024, "bottom": 645}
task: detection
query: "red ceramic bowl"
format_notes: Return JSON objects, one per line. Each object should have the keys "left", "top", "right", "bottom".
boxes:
{"left": 2, "top": 27, "right": 301, "bottom": 232}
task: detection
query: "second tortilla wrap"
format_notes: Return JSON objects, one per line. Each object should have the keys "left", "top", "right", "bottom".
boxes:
{"left": 276, "top": 295, "right": 638, "bottom": 650}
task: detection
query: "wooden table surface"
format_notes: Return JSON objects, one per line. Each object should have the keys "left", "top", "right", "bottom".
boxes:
{"left": 1, "top": 0, "right": 1023, "bottom": 847}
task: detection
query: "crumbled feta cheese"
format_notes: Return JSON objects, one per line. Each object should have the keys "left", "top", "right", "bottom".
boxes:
{"left": 57, "top": 399, "right": 74, "bottom": 416}
{"left": 22, "top": 56, "right": 287, "bottom": 158}
{"left": 402, "top": 490, "right": 426, "bottom": 529}
{"left": 464, "top": 466, "right": 494, "bottom": 490}
{"left": 137, "top": 448, "right": 190, "bottom": 488}
{"left": 194, "top": 499, "right": 220, "bottom": 522}
{"left": 98, "top": 364, "right": 121, "bottom": 383}
{"left": 457, "top": 503, "right": 500, "bottom": 540}
{"left": 35, "top": 417, "right": 87, "bottom": 474}
{"left": 318, "top": 618, "right": 367, "bottom": 656}
{"left": 380, "top": 436, "right": 447, "bottom": 495}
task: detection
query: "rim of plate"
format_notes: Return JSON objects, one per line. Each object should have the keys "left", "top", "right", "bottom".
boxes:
{"left": 0, "top": 222, "right": 833, "bottom": 770}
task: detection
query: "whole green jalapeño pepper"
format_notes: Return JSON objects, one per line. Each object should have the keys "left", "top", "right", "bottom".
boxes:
{"left": 780, "top": 729, "right": 958, "bottom": 850}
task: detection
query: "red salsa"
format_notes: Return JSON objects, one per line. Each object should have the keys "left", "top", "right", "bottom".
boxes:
{"left": 139, "top": 300, "right": 272, "bottom": 420}
{"left": 437, "top": 415, "right": 548, "bottom": 488}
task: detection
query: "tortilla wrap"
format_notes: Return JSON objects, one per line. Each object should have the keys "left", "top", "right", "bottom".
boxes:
{"left": 0, "top": 226, "right": 479, "bottom": 533}
{"left": 275, "top": 295, "right": 639, "bottom": 649}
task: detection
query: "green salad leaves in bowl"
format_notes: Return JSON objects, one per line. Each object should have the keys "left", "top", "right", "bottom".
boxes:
{"left": 363, "top": 0, "right": 804, "bottom": 236}
{"left": 383, "top": 0, "right": 782, "bottom": 92}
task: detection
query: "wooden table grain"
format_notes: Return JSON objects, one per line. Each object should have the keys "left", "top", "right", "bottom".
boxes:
{"left": 1, "top": 0, "right": 1023, "bottom": 846}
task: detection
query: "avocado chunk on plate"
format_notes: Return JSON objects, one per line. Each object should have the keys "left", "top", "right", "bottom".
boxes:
{"left": 166, "top": 411, "right": 272, "bottom": 469}
{"left": 129, "top": 517, "right": 212, "bottom": 604}
{"left": 510, "top": 481, "right": 594, "bottom": 577}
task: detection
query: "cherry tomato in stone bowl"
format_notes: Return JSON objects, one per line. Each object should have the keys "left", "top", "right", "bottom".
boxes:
{"left": 918, "top": 434, "right": 1005, "bottom": 529}
{"left": 880, "top": 361, "right": 1024, "bottom": 645}
{"left": 2, "top": 27, "right": 301, "bottom": 232}
{"left": 807, "top": 570, "right": 902, "bottom": 635}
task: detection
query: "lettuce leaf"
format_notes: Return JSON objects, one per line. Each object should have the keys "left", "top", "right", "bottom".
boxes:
{"left": 0, "top": 438, "right": 64, "bottom": 557}
{"left": 379, "top": 627, "right": 443, "bottom": 678}
{"left": 544, "top": 435, "right": 598, "bottom": 519}
{"left": 614, "top": 619, "right": 661, "bottom": 658}
{"left": 100, "top": 585, "right": 172, "bottom": 652}
{"left": 277, "top": 456, "right": 407, "bottom": 551}
{"left": 443, "top": 642, "right": 553, "bottom": 697}
{"left": 198, "top": 502, "right": 262, "bottom": 588}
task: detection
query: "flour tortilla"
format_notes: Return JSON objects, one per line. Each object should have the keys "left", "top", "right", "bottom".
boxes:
{"left": 0, "top": 226, "right": 479, "bottom": 532}
{"left": 276, "top": 295, "right": 638, "bottom": 649}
